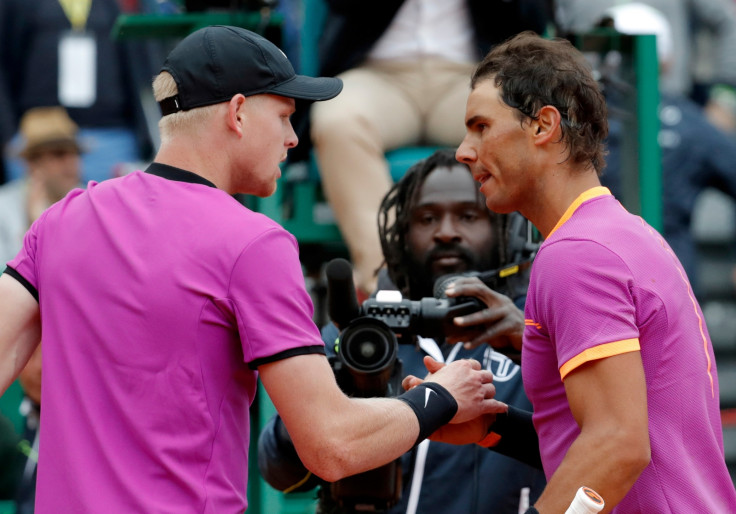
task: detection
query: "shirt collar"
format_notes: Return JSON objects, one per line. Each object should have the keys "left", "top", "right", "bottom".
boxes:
{"left": 144, "top": 162, "right": 217, "bottom": 189}
{"left": 548, "top": 186, "right": 611, "bottom": 238}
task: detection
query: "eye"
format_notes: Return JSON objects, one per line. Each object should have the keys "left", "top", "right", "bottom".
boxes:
{"left": 460, "top": 210, "right": 481, "bottom": 222}
{"left": 412, "top": 211, "right": 437, "bottom": 225}
{"left": 419, "top": 213, "right": 437, "bottom": 225}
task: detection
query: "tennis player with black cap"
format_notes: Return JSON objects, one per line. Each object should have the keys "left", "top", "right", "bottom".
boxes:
{"left": 0, "top": 25, "right": 505, "bottom": 512}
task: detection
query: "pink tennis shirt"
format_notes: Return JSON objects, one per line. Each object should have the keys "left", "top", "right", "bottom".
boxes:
{"left": 6, "top": 164, "right": 325, "bottom": 513}
{"left": 523, "top": 187, "right": 736, "bottom": 512}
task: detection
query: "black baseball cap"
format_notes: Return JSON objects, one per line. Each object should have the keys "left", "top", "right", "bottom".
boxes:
{"left": 158, "top": 25, "right": 342, "bottom": 116}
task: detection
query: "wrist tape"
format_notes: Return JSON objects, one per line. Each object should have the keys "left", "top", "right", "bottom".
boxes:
{"left": 397, "top": 382, "right": 458, "bottom": 446}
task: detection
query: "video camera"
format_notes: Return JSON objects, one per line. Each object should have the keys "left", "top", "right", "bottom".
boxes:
{"left": 326, "top": 258, "right": 496, "bottom": 397}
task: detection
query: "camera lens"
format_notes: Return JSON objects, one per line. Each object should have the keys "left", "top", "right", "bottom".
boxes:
{"left": 339, "top": 318, "right": 397, "bottom": 374}
{"left": 336, "top": 318, "right": 400, "bottom": 397}
{"left": 344, "top": 328, "right": 391, "bottom": 370}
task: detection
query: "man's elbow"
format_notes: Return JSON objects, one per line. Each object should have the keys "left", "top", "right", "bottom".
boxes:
{"left": 296, "top": 433, "right": 358, "bottom": 483}
{"left": 305, "top": 458, "right": 353, "bottom": 484}
{"left": 632, "top": 440, "right": 651, "bottom": 475}
{"left": 616, "top": 430, "right": 651, "bottom": 480}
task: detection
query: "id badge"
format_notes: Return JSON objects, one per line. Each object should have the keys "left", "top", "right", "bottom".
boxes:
{"left": 58, "top": 31, "right": 97, "bottom": 108}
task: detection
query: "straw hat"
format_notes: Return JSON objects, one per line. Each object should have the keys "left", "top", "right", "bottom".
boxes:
{"left": 18, "top": 106, "right": 83, "bottom": 159}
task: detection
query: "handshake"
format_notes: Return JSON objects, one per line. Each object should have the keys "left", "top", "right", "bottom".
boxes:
{"left": 400, "top": 354, "right": 508, "bottom": 447}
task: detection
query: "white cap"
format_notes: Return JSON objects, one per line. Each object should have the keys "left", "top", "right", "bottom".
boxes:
{"left": 604, "top": 2, "right": 673, "bottom": 65}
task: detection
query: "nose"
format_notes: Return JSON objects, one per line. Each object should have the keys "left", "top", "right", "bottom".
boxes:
{"left": 434, "top": 214, "right": 461, "bottom": 243}
{"left": 455, "top": 136, "right": 475, "bottom": 165}
{"left": 286, "top": 121, "right": 298, "bottom": 149}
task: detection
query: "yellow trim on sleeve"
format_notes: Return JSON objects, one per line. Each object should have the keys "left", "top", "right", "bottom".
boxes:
{"left": 548, "top": 187, "right": 611, "bottom": 238}
{"left": 559, "top": 338, "right": 640, "bottom": 380}
{"left": 525, "top": 319, "right": 542, "bottom": 330}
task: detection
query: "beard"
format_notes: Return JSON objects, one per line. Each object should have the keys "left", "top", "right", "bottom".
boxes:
{"left": 406, "top": 242, "right": 499, "bottom": 300}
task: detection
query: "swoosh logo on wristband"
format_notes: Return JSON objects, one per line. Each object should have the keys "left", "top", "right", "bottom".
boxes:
{"left": 424, "top": 387, "right": 437, "bottom": 408}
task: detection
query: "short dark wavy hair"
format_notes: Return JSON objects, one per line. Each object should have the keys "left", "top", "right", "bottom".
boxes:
{"left": 472, "top": 31, "right": 608, "bottom": 174}
{"left": 378, "top": 149, "right": 508, "bottom": 298}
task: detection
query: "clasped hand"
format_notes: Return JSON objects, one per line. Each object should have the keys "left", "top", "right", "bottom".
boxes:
{"left": 406, "top": 356, "right": 507, "bottom": 445}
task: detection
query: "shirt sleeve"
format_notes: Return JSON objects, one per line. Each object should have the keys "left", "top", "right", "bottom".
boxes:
{"left": 530, "top": 238, "right": 641, "bottom": 378}
{"left": 227, "top": 226, "right": 325, "bottom": 368}
{"left": 6, "top": 208, "right": 46, "bottom": 295}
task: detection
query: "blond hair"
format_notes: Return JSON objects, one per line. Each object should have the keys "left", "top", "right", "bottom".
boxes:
{"left": 153, "top": 72, "right": 220, "bottom": 142}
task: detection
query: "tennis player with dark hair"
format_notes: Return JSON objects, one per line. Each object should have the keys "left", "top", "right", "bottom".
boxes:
{"left": 417, "top": 31, "right": 736, "bottom": 513}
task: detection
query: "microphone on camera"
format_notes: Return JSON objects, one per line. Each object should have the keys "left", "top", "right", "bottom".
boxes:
{"left": 325, "top": 258, "right": 361, "bottom": 328}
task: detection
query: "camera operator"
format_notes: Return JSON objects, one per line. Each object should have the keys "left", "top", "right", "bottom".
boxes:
{"left": 257, "top": 149, "right": 546, "bottom": 513}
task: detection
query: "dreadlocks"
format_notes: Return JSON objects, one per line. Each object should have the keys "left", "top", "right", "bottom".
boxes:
{"left": 377, "top": 148, "right": 510, "bottom": 299}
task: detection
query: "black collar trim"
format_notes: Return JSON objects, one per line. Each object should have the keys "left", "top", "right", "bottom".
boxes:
{"left": 144, "top": 162, "right": 217, "bottom": 189}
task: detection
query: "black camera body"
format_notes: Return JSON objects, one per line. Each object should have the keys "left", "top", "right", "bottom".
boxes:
{"left": 330, "top": 293, "right": 483, "bottom": 398}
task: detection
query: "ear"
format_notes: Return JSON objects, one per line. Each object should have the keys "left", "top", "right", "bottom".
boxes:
{"left": 226, "top": 94, "right": 248, "bottom": 136}
{"left": 531, "top": 105, "right": 563, "bottom": 146}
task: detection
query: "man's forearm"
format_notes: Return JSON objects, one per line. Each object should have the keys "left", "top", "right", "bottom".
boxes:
{"left": 531, "top": 429, "right": 649, "bottom": 513}
{"left": 296, "top": 395, "right": 421, "bottom": 482}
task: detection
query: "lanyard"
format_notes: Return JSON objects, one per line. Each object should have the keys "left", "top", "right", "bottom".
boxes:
{"left": 58, "top": 0, "right": 93, "bottom": 31}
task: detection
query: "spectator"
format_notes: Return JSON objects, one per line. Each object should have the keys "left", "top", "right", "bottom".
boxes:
{"left": 0, "top": 107, "right": 83, "bottom": 265}
{"left": 554, "top": 0, "right": 736, "bottom": 133}
{"left": 595, "top": 2, "right": 736, "bottom": 297}
{"left": 258, "top": 149, "right": 546, "bottom": 514}
{"left": 0, "top": 0, "right": 164, "bottom": 185}
{"left": 442, "top": 31, "right": 736, "bottom": 512}
{"left": 0, "top": 26, "right": 504, "bottom": 512}
{"left": 299, "top": 0, "right": 551, "bottom": 298}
